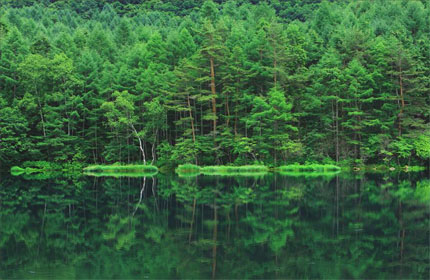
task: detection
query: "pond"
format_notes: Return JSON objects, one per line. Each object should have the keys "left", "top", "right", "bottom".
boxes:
{"left": 0, "top": 172, "right": 429, "bottom": 279}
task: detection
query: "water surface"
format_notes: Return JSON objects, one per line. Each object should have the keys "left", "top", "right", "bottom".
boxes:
{"left": 1, "top": 172, "right": 429, "bottom": 279}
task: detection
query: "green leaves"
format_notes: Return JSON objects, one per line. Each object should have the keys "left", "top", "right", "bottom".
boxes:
{"left": 0, "top": 0, "right": 428, "bottom": 166}
{"left": 388, "top": 137, "right": 413, "bottom": 159}
{"left": 0, "top": 102, "right": 29, "bottom": 163}
{"left": 414, "top": 133, "right": 430, "bottom": 159}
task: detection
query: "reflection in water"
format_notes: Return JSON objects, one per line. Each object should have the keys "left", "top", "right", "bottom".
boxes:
{"left": 0, "top": 172, "right": 429, "bottom": 279}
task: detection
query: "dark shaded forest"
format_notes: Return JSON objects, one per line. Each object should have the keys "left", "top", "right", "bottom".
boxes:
{"left": 0, "top": 0, "right": 429, "bottom": 168}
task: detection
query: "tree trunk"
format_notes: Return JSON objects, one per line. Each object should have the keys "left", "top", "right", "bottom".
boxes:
{"left": 187, "top": 94, "right": 196, "bottom": 143}
{"left": 210, "top": 57, "right": 217, "bottom": 136}
{"left": 94, "top": 122, "right": 98, "bottom": 163}
{"left": 234, "top": 84, "right": 239, "bottom": 136}
{"left": 39, "top": 107, "right": 46, "bottom": 137}
{"left": 225, "top": 91, "right": 230, "bottom": 128}
{"left": 130, "top": 123, "right": 146, "bottom": 164}
{"left": 36, "top": 94, "right": 46, "bottom": 137}
{"left": 273, "top": 49, "right": 277, "bottom": 87}
{"left": 336, "top": 99, "right": 339, "bottom": 163}
{"left": 398, "top": 65, "right": 405, "bottom": 136}
{"left": 151, "top": 128, "right": 158, "bottom": 164}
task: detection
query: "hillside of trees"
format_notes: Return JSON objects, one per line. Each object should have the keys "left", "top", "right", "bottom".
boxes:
{"left": 0, "top": 0, "right": 429, "bottom": 168}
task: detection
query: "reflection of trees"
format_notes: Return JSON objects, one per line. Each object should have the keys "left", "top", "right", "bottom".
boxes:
{"left": 0, "top": 173, "right": 428, "bottom": 278}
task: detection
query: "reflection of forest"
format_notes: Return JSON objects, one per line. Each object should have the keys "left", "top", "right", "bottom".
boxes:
{"left": 0, "top": 173, "right": 429, "bottom": 279}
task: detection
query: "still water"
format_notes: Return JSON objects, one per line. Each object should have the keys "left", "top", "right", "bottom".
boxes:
{"left": 0, "top": 172, "right": 429, "bottom": 279}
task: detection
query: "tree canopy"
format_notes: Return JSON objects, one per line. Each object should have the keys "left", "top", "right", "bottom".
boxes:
{"left": 0, "top": 0, "right": 429, "bottom": 167}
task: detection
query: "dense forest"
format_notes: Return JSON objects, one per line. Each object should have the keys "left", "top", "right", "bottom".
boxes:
{"left": 0, "top": 0, "right": 429, "bottom": 168}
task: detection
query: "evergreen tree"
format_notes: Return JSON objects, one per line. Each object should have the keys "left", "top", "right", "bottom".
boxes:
{"left": 0, "top": 0, "right": 428, "bottom": 167}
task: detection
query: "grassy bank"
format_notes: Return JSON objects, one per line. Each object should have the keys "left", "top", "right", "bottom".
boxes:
{"left": 11, "top": 166, "right": 26, "bottom": 173}
{"left": 404, "top": 166, "right": 426, "bottom": 172}
{"left": 176, "top": 164, "right": 269, "bottom": 176}
{"left": 201, "top": 165, "right": 269, "bottom": 175}
{"left": 12, "top": 161, "right": 423, "bottom": 178}
{"left": 11, "top": 161, "right": 82, "bottom": 175}
{"left": 175, "top": 164, "right": 201, "bottom": 174}
{"left": 83, "top": 164, "right": 158, "bottom": 174}
{"left": 277, "top": 171, "right": 341, "bottom": 178}
{"left": 277, "top": 164, "right": 341, "bottom": 172}
{"left": 84, "top": 171, "right": 158, "bottom": 178}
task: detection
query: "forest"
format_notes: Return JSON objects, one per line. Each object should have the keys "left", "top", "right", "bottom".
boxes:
{"left": 0, "top": 0, "right": 429, "bottom": 169}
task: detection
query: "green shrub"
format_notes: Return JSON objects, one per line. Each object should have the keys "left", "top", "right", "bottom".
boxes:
{"left": 278, "top": 171, "right": 340, "bottom": 178}
{"left": 11, "top": 161, "right": 66, "bottom": 175}
{"left": 278, "top": 164, "right": 341, "bottom": 172}
{"left": 175, "top": 164, "right": 201, "bottom": 174}
{"left": 10, "top": 166, "right": 24, "bottom": 174}
{"left": 405, "top": 166, "right": 425, "bottom": 172}
{"left": 175, "top": 164, "right": 269, "bottom": 176}
{"left": 200, "top": 165, "right": 269, "bottom": 176}
{"left": 84, "top": 171, "right": 158, "bottom": 177}
{"left": 83, "top": 164, "right": 158, "bottom": 173}
{"left": 22, "top": 161, "right": 62, "bottom": 171}
{"left": 201, "top": 165, "right": 268, "bottom": 173}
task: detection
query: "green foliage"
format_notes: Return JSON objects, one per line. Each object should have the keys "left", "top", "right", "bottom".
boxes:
{"left": 415, "top": 180, "right": 430, "bottom": 203}
{"left": 277, "top": 171, "right": 340, "bottom": 178}
{"left": 405, "top": 166, "right": 426, "bottom": 172}
{"left": 175, "top": 164, "right": 201, "bottom": 174}
{"left": 200, "top": 165, "right": 269, "bottom": 176}
{"left": 83, "top": 164, "right": 158, "bottom": 174}
{"left": 84, "top": 171, "right": 157, "bottom": 178}
{"left": 414, "top": 133, "right": 430, "bottom": 159}
{"left": 10, "top": 161, "right": 82, "bottom": 175}
{"left": 10, "top": 166, "right": 24, "bottom": 174}
{"left": 176, "top": 164, "right": 269, "bottom": 176}
{"left": 0, "top": 0, "right": 428, "bottom": 168}
{"left": 278, "top": 164, "right": 341, "bottom": 172}
{"left": 22, "top": 161, "right": 62, "bottom": 170}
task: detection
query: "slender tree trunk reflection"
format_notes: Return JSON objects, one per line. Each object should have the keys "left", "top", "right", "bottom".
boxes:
{"left": 133, "top": 176, "right": 146, "bottom": 217}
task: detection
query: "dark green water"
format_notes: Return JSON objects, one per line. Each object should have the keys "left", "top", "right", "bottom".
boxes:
{"left": 1, "top": 172, "right": 429, "bottom": 279}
